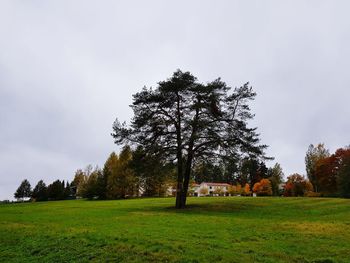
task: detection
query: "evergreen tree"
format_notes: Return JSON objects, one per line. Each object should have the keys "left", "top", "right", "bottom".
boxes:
{"left": 47, "top": 180, "right": 65, "bottom": 200}
{"left": 14, "top": 179, "right": 32, "bottom": 201}
{"left": 64, "top": 181, "right": 71, "bottom": 199}
{"left": 130, "top": 146, "right": 175, "bottom": 197}
{"left": 239, "top": 158, "right": 260, "bottom": 188}
{"left": 192, "top": 161, "right": 210, "bottom": 183}
{"left": 32, "top": 180, "right": 48, "bottom": 201}
{"left": 222, "top": 159, "right": 239, "bottom": 184}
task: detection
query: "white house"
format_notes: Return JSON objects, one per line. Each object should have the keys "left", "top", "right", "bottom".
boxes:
{"left": 193, "top": 182, "right": 231, "bottom": 197}
{"left": 167, "top": 182, "right": 233, "bottom": 197}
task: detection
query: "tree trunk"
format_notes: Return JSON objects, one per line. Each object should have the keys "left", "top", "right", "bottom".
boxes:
{"left": 177, "top": 99, "right": 199, "bottom": 209}
{"left": 175, "top": 148, "right": 184, "bottom": 208}
{"left": 176, "top": 185, "right": 185, "bottom": 208}
{"left": 180, "top": 152, "right": 194, "bottom": 208}
{"left": 175, "top": 92, "right": 185, "bottom": 209}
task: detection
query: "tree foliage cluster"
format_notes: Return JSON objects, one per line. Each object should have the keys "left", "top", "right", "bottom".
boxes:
{"left": 227, "top": 183, "right": 251, "bottom": 196}
{"left": 71, "top": 146, "right": 175, "bottom": 200}
{"left": 283, "top": 174, "right": 314, "bottom": 197}
{"left": 253, "top": 179, "right": 273, "bottom": 196}
{"left": 306, "top": 144, "right": 350, "bottom": 197}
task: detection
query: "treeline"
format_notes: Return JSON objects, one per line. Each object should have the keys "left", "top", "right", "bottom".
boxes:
{"left": 14, "top": 146, "right": 177, "bottom": 201}
{"left": 251, "top": 144, "right": 350, "bottom": 198}
{"left": 14, "top": 145, "right": 284, "bottom": 201}
{"left": 14, "top": 179, "right": 74, "bottom": 201}
{"left": 71, "top": 146, "right": 284, "bottom": 199}
{"left": 13, "top": 143, "right": 350, "bottom": 202}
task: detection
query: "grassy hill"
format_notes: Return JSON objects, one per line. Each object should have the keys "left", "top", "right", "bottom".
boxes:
{"left": 0, "top": 197, "right": 349, "bottom": 262}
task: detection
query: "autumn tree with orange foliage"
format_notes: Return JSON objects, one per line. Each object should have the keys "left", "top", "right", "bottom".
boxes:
{"left": 283, "top": 174, "right": 313, "bottom": 197}
{"left": 253, "top": 179, "right": 272, "bottom": 196}
{"left": 243, "top": 183, "right": 251, "bottom": 196}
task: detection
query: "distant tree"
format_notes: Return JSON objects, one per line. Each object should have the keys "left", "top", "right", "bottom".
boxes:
{"left": 14, "top": 179, "right": 32, "bottom": 201}
{"left": 337, "top": 152, "right": 350, "bottom": 198}
{"left": 268, "top": 163, "right": 284, "bottom": 196}
{"left": 112, "top": 70, "right": 269, "bottom": 208}
{"left": 239, "top": 159, "right": 270, "bottom": 188}
{"left": 305, "top": 143, "right": 330, "bottom": 192}
{"left": 47, "top": 180, "right": 65, "bottom": 200}
{"left": 192, "top": 161, "right": 218, "bottom": 183}
{"left": 31, "top": 180, "right": 48, "bottom": 201}
{"left": 101, "top": 152, "right": 119, "bottom": 199}
{"left": 283, "top": 181, "right": 294, "bottom": 197}
{"left": 253, "top": 178, "right": 272, "bottom": 196}
{"left": 94, "top": 169, "right": 107, "bottom": 199}
{"left": 212, "top": 165, "right": 226, "bottom": 183}
{"left": 107, "top": 146, "right": 137, "bottom": 199}
{"left": 304, "top": 180, "right": 314, "bottom": 195}
{"left": 73, "top": 166, "right": 94, "bottom": 198}
{"left": 258, "top": 162, "right": 269, "bottom": 179}
{"left": 130, "top": 146, "right": 175, "bottom": 197}
{"left": 235, "top": 184, "right": 242, "bottom": 195}
{"left": 283, "top": 174, "right": 313, "bottom": 197}
{"left": 192, "top": 160, "right": 239, "bottom": 185}
{"left": 314, "top": 156, "right": 338, "bottom": 195}
{"left": 314, "top": 147, "right": 350, "bottom": 197}
{"left": 83, "top": 167, "right": 103, "bottom": 199}
{"left": 63, "top": 181, "right": 71, "bottom": 199}
{"left": 194, "top": 158, "right": 264, "bottom": 189}
{"left": 222, "top": 159, "right": 239, "bottom": 184}
{"left": 72, "top": 169, "right": 85, "bottom": 197}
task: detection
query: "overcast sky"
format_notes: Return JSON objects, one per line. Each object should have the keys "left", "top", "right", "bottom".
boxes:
{"left": 1, "top": 1, "right": 349, "bottom": 200}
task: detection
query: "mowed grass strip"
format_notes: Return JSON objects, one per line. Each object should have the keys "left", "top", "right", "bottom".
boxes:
{"left": 0, "top": 197, "right": 349, "bottom": 263}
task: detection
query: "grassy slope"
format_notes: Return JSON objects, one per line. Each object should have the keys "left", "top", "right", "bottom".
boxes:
{"left": 0, "top": 197, "right": 349, "bottom": 263}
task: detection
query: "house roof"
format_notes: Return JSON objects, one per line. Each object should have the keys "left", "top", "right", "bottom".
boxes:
{"left": 201, "top": 182, "right": 231, "bottom": 186}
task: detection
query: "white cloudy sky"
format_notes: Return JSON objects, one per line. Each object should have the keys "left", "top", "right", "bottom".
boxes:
{"left": 1, "top": 0, "right": 349, "bottom": 200}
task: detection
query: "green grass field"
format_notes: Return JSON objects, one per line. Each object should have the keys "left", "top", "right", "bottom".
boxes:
{"left": 0, "top": 197, "right": 349, "bottom": 263}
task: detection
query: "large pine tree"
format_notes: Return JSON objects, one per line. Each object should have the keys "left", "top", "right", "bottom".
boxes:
{"left": 112, "top": 70, "right": 269, "bottom": 208}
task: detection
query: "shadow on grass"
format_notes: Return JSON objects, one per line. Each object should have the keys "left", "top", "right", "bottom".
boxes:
{"left": 115, "top": 199, "right": 263, "bottom": 217}
{"left": 164, "top": 202, "right": 255, "bottom": 215}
